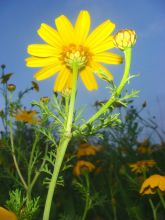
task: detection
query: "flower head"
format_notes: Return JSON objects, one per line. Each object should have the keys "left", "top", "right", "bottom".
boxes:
{"left": 140, "top": 174, "right": 165, "bottom": 195}
{"left": 0, "top": 207, "right": 17, "bottom": 220}
{"left": 7, "top": 84, "right": 16, "bottom": 92}
{"left": 40, "top": 96, "right": 50, "bottom": 103}
{"left": 1, "top": 73, "right": 13, "bottom": 84}
{"left": 31, "top": 81, "right": 39, "bottom": 92}
{"left": 26, "top": 10, "right": 123, "bottom": 92}
{"left": 137, "top": 139, "right": 151, "bottom": 155}
{"left": 129, "top": 160, "right": 156, "bottom": 173}
{"left": 113, "top": 29, "right": 136, "bottom": 50}
{"left": 76, "top": 143, "right": 100, "bottom": 158}
{"left": 73, "top": 160, "right": 95, "bottom": 176}
{"left": 1, "top": 64, "right": 6, "bottom": 69}
{"left": 15, "top": 109, "right": 39, "bottom": 124}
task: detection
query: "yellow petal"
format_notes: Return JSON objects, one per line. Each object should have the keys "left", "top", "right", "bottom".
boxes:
{"left": 27, "top": 44, "right": 59, "bottom": 57}
{"left": 55, "top": 15, "right": 75, "bottom": 44}
{"left": 65, "top": 73, "right": 72, "bottom": 89}
{"left": 91, "top": 36, "right": 114, "bottom": 54}
{"left": 54, "top": 67, "right": 71, "bottom": 91}
{"left": 91, "top": 62, "right": 113, "bottom": 80}
{"left": 34, "top": 64, "right": 61, "bottom": 80}
{"left": 75, "top": 10, "right": 90, "bottom": 44}
{"left": 0, "top": 207, "right": 17, "bottom": 220}
{"left": 25, "top": 57, "right": 58, "bottom": 67}
{"left": 150, "top": 176, "right": 159, "bottom": 188}
{"left": 159, "top": 176, "right": 165, "bottom": 191}
{"left": 37, "top": 23, "right": 63, "bottom": 48}
{"left": 80, "top": 67, "right": 98, "bottom": 91}
{"left": 142, "top": 187, "right": 156, "bottom": 195}
{"left": 85, "top": 20, "right": 115, "bottom": 50}
{"left": 93, "top": 52, "right": 123, "bottom": 64}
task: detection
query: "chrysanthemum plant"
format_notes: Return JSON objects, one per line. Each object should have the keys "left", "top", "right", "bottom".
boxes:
{"left": 26, "top": 10, "right": 137, "bottom": 220}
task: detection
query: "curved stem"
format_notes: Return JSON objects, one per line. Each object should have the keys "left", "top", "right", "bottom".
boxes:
{"left": 9, "top": 93, "right": 28, "bottom": 190}
{"left": 149, "top": 198, "right": 157, "bottom": 220}
{"left": 43, "top": 63, "right": 79, "bottom": 220}
{"left": 78, "top": 48, "right": 132, "bottom": 132}
{"left": 28, "top": 132, "right": 39, "bottom": 183}
{"left": 27, "top": 132, "right": 40, "bottom": 200}
{"left": 28, "top": 145, "right": 48, "bottom": 198}
{"left": 157, "top": 189, "right": 165, "bottom": 209}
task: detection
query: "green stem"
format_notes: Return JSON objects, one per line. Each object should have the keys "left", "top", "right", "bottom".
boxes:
{"left": 1, "top": 67, "right": 8, "bottom": 134}
{"left": 78, "top": 48, "right": 132, "bottom": 132}
{"left": 42, "top": 63, "right": 79, "bottom": 220}
{"left": 157, "top": 189, "right": 165, "bottom": 209}
{"left": 9, "top": 93, "right": 28, "bottom": 190}
{"left": 82, "top": 173, "right": 91, "bottom": 220}
{"left": 30, "top": 144, "right": 48, "bottom": 190}
{"left": 149, "top": 198, "right": 157, "bottom": 220}
{"left": 27, "top": 132, "right": 40, "bottom": 200}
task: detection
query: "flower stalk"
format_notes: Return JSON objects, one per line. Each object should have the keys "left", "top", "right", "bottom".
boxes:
{"left": 157, "top": 189, "right": 165, "bottom": 209}
{"left": 78, "top": 47, "right": 132, "bottom": 132}
{"left": 43, "top": 63, "right": 79, "bottom": 220}
{"left": 82, "top": 173, "right": 91, "bottom": 220}
{"left": 9, "top": 93, "right": 28, "bottom": 190}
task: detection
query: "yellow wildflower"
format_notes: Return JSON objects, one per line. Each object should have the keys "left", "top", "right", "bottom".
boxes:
{"left": 137, "top": 146, "right": 149, "bottom": 154}
{"left": 15, "top": 109, "right": 39, "bottom": 124}
{"left": 26, "top": 10, "right": 122, "bottom": 92}
{"left": 0, "top": 207, "right": 17, "bottom": 220}
{"left": 137, "top": 139, "right": 152, "bottom": 154}
{"left": 140, "top": 174, "right": 165, "bottom": 195}
{"left": 76, "top": 143, "right": 100, "bottom": 157}
{"left": 129, "top": 160, "right": 156, "bottom": 173}
{"left": 73, "top": 160, "right": 95, "bottom": 176}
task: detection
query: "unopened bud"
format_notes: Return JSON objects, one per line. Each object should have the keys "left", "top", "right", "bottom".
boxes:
{"left": 1, "top": 64, "right": 6, "bottom": 69}
{"left": 0, "top": 110, "right": 5, "bottom": 118}
{"left": 40, "top": 96, "right": 50, "bottom": 104}
{"left": 31, "top": 81, "right": 39, "bottom": 92}
{"left": 61, "top": 88, "right": 72, "bottom": 97}
{"left": 142, "top": 101, "right": 147, "bottom": 108}
{"left": 113, "top": 29, "right": 136, "bottom": 50}
{"left": 7, "top": 84, "right": 16, "bottom": 92}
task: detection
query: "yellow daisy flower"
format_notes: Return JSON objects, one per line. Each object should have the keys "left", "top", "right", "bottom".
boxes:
{"left": 15, "top": 109, "right": 39, "bottom": 124}
{"left": 140, "top": 174, "right": 165, "bottom": 195}
{"left": 0, "top": 207, "right": 17, "bottom": 220}
{"left": 73, "top": 160, "right": 95, "bottom": 176}
{"left": 26, "top": 10, "right": 123, "bottom": 92}
{"left": 136, "top": 139, "right": 151, "bottom": 155}
{"left": 76, "top": 143, "right": 101, "bottom": 158}
{"left": 129, "top": 160, "right": 156, "bottom": 173}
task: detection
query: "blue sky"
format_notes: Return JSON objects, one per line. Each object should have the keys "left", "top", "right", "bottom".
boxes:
{"left": 0, "top": 0, "right": 165, "bottom": 134}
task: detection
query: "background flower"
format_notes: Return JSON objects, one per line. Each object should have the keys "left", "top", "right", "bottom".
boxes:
{"left": 140, "top": 174, "right": 165, "bottom": 195}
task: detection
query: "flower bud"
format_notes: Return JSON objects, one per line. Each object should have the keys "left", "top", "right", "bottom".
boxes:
{"left": 113, "top": 29, "right": 137, "bottom": 50}
{"left": 1, "top": 64, "right": 6, "bottom": 69}
{"left": 31, "top": 81, "right": 39, "bottom": 92}
{"left": 7, "top": 84, "right": 16, "bottom": 92}
{"left": 40, "top": 96, "right": 50, "bottom": 104}
{"left": 61, "top": 88, "right": 72, "bottom": 97}
{"left": 0, "top": 110, "right": 5, "bottom": 118}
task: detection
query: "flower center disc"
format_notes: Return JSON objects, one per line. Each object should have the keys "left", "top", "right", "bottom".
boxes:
{"left": 60, "top": 44, "right": 92, "bottom": 70}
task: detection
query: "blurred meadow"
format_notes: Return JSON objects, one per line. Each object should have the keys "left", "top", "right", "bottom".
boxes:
{"left": 0, "top": 1, "right": 165, "bottom": 220}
